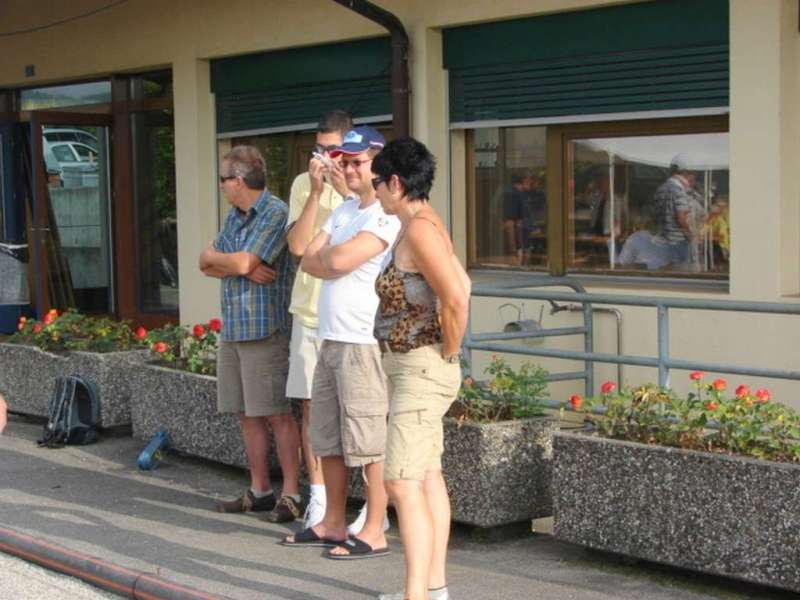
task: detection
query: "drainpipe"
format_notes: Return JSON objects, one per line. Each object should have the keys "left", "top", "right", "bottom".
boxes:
{"left": 331, "top": 0, "right": 410, "bottom": 138}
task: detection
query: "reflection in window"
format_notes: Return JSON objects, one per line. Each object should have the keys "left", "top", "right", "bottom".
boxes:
{"left": 568, "top": 133, "right": 729, "bottom": 275}
{"left": 133, "top": 110, "right": 178, "bottom": 312}
{"left": 471, "top": 127, "right": 547, "bottom": 268}
{"left": 20, "top": 81, "right": 111, "bottom": 111}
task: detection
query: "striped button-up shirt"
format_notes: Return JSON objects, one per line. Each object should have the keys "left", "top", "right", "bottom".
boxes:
{"left": 215, "top": 190, "right": 294, "bottom": 342}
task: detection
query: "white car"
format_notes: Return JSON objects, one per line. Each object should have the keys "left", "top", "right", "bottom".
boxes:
{"left": 43, "top": 128, "right": 98, "bottom": 149}
{"left": 47, "top": 141, "right": 99, "bottom": 171}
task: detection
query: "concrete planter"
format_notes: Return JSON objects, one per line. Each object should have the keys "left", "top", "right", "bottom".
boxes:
{"left": 553, "top": 431, "right": 800, "bottom": 593}
{"left": 0, "top": 342, "right": 148, "bottom": 428}
{"left": 130, "top": 363, "right": 247, "bottom": 468}
{"left": 350, "top": 415, "right": 558, "bottom": 528}
{"left": 443, "top": 416, "right": 557, "bottom": 527}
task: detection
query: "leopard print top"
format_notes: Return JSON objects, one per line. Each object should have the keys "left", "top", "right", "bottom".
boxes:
{"left": 374, "top": 259, "right": 441, "bottom": 353}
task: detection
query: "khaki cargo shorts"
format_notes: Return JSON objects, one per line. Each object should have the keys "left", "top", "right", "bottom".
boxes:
{"left": 217, "top": 333, "right": 291, "bottom": 417}
{"left": 310, "top": 340, "right": 389, "bottom": 467}
{"left": 382, "top": 344, "right": 461, "bottom": 481}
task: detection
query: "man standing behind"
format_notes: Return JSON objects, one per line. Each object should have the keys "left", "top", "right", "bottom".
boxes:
{"left": 285, "top": 110, "right": 352, "bottom": 528}
{"left": 654, "top": 154, "right": 699, "bottom": 267}
{"left": 282, "top": 126, "right": 399, "bottom": 559}
{"left": 199, "top": 145, "right": 302, "bottom": 523}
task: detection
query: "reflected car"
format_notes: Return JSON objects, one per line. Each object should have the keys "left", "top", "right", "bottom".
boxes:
{"left": 47, "top": 141, "right": 99, "bottom": 171}
{"left": 43, "top": 128, "right": 98, "bottom": 149}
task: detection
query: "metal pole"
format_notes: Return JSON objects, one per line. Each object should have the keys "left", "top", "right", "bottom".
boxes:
{"left": 657, "top": 304, "right": 669, "bottom": 387}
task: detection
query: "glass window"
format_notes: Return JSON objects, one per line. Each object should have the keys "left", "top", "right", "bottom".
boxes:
{"left": 73, "top": 144, "right": 97, "bottom": 162}
{"left": 465, "top": 118, "right": 728, "bottom": 280}
{"left": 46, "top": 125, "right": 113, "bottom": 313}
{"left": 50, "top": 144, "right": 76, "bottom": 163}
{"left": 130, "top": 70, "right": 173, "bottom": 101}
{"left": 470, "top": 126, "right": 547, "bottom": 268}
{"left": 568, "top": 133, "right": 729, "bottom": 275}
{"left": 132, "top": 109, "right": 178, "bottom": 312}
{"left": 20, "top": 81, "right": 111, "bottom": 111}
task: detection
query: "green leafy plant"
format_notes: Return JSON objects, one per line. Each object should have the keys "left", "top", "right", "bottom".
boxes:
{"left": 571, "top": 373, "right": 800, "bottom": 464}
{"left": 451, "top": 355, "right": 549, "bottom": 423}
{"left": 145, "top": 319, "right": 222, "bottom": 376}
{"left": 11, "top": 309, "right": 145, "bottom": 353}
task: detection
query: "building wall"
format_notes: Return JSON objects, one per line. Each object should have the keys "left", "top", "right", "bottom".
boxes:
{"left": 1, "top": 0, "right": 798, "bottom": 404}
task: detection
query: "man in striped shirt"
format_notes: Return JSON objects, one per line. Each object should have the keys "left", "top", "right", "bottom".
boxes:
{"left": 199, "top": 145, "right": 302, "bottom": 522}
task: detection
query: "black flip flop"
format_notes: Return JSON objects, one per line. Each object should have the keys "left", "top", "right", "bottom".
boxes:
{"left": 326, "top": 536, "right": 391, "bottom": 560}
{"left": 279, "top": 527, "right": 343, "bottom": 548}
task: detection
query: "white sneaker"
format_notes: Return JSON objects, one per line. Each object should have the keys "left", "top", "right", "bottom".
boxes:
{"left": 303, "top": 493, "right": 326, "bottom": 530}
{"left": 347, "top": 502, "right": 390, "bottom": 536}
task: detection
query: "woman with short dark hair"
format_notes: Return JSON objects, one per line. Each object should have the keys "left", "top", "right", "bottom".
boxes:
{"left": 371, "top": 138, "right": 470, "bottom": 600}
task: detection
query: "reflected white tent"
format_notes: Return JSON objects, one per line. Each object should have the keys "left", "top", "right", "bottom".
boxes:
{"left": 577, "top": 134, "right": 729, "bottom": 269}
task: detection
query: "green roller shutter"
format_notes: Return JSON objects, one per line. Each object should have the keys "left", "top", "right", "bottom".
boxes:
{"left": 212, "top": 37, "right": 392, "bottom": 135}
{"left": 443, "top": 0, "right": 729, "bottom": 125}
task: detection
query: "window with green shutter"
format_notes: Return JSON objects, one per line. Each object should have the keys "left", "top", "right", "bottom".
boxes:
{"left": 443, "top": 0, "right": 729, "bottom": 126}
{"left": 212, "top": 37, "right": 392, "bottom": 136}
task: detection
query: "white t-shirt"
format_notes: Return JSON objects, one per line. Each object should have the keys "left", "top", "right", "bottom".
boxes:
{"left": 317, "top": 197, "right": 401, "bottom": 344}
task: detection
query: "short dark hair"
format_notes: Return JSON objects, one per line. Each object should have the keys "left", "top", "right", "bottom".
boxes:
{"left": 223, "top": 145, "right": 266, "bottom": 190}
{"left": 372, "top": 138, "right": 436, "bottom": 201}
{"left": 318, "top": 110, "right": 353, "bottom": 135}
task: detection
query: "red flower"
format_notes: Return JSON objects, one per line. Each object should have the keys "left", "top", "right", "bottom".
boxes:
{"left": 18, "top": 316, "right": 26, "bottom": 324}
{"left": 463, "top": 377, "right": 474, "bottom": 387}
{"left": 735, "top": 385, "right": 750, "bottom": 398}
{"left": 153, "top": 342, "right": 167, "bottom": 354}
{"left": 705, "top": 401, "right": 719, "bottom": 410}
{"left": 43, "top": 313, "right": 55, "bottom": 326}
{"left": 600, "top": 381, "right": 616, "bottom": 394}
{"left": 33, "top": 323, "right": 42, "bottom": 334}
{"left": 17, "top": 322, "right": 25, "bottom": 331}
{"left": 193, "top": 324, "right": 206, "bottom": 338}
{"left": 743, "top": 398, "right": 754, "bottom": 408}
{"left": 208, "top": 318, "right": 222, "bottom": 333}
{"left": 755, "top": 388, "right": 771, "bottom": 403}
{"left": 569, "top": 394, "right": 583, "bottom": 409}
{"left": 135, "top": 327, "right": 147, "bottom": 340}
{"left": 712, "top": 379, "right": 726, "bottom": 392}
{"left": 689, "top": 371, "right": 705, "bottom": 381}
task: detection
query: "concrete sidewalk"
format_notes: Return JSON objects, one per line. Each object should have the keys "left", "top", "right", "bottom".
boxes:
{"left": 0, "top": 417, "right": 794, "bottom": 600}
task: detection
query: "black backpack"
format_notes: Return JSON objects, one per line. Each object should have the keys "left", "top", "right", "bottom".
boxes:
{"left": 38, "top": 375, "right": 101, "bottom": 447}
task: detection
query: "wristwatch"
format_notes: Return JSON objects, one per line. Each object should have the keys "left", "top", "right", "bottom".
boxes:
{"left": 443, "top": 352, "right": 461, "bottom": 364}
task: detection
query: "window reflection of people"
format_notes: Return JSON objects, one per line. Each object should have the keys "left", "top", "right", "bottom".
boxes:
{"left": 653, "top": 154, "right": 700, "bottom": 266}
{"left": 501, "top": 170, "right": 545, "bottom": 264}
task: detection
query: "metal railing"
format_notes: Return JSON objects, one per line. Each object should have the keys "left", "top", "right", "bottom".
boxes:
{"left": 463, "top": 276, "right": 800, "bottom": 397}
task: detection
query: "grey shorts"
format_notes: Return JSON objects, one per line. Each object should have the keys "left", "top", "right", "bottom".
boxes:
{"left": 217, "top": 333, "right": 291, "bottom": 417}
{"left": 310, "top": 340, "right": 389, "bottom": 467}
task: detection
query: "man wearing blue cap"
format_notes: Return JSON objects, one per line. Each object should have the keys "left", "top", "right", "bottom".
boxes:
{"left": 281, "top": 126, "right": 400, "bottom": 560}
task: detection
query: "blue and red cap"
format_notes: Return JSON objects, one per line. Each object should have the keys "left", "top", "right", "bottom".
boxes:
{"left": 329, "top": 126, "right": 385, "bottom": 157}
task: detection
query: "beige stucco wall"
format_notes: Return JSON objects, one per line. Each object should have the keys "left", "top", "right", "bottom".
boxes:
{"left": 1, "top": 0, "right": 798, "bottom": 405}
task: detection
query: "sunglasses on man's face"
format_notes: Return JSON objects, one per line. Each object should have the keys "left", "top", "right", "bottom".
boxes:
{"left": 313, "top": 143, "right": 339, "bottom": 154}
{"left": 371, "top": 176, "right": 385, "bottom": 191}
{"left": 219, "top": 175, "right": 237, "bottom": 184}
{"left": 340, "top": 158, "right": 372, "bottom": 170}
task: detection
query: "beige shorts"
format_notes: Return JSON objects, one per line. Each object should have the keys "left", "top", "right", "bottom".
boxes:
{"left": 286, "top": 316, "right": 322, "bottom": 400}
{"left": 310, "top": 340, "right": 389, "bottom": 467}
{"left": 382, "top": 344, "right": 462, "bottom": 481}
{"left": 217, "top": 333, "right": 291, "bottom": 417}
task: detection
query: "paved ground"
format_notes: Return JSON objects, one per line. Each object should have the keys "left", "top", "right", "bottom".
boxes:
{"left": 0, "top": 415, "right": 795, "bottom": 600}
{"left": 0, "top": 552, "right": 118, "bottom": 599}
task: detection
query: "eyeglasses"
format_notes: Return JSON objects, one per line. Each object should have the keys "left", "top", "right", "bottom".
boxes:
{"left": 313, "top": 143, "right": 339, "bottom": 154}
{"left": 340, "top": 158, "right": 372, "bottom": 170}
{"left": 219, "top": 175, "right": 237, "bottom": 184}
{"left": 371, "top": 176, "right": 385, "bottom": 191}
